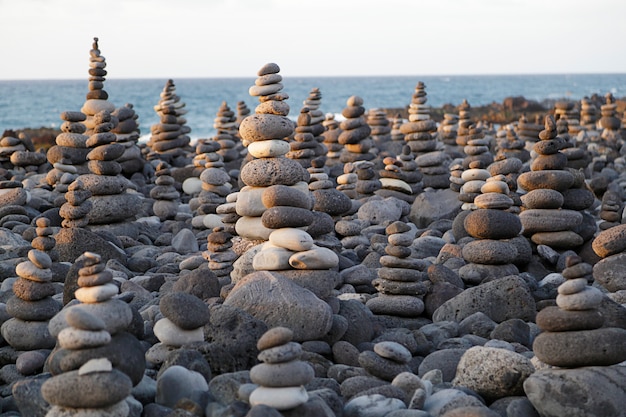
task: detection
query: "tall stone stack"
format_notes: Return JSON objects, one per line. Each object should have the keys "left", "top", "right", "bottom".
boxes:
{"left": 213, "top": 101, "right": 242, "bottom": 168}
{"left": 203, "top": 226, "right": 238, "bottom": 287}
{"left": 367, "top": 108, "right": 392, "bottom": 154}
{"left": 81, "top": 110, "right": 142, "bottom": 226}
{"left": 400, "top": 81, "right": 439, "bottom": 157}
{"left": 234, "top": 62, "right": 310, "bottom": 243}
{"left": 301, "top": 87, "right": 327, "bottom": 163}
{"left": 385, "top": 113, "right": 407, "bottom": 157}
{"left": 454, "top": 99, "right": 473, "bottom": 149}
{"left": 533, "top": 255, "right": 626, "bottom": 367}
{"left": 461, "top": 124, "right": 493, "bottom": 170}
{"left": 111, "top": 103, "right": 144, "bottom": 177}
{"left": 599, "top": 92, "right": 623, "bottom": 155}
{"left": 460, "top": 174, "right": 523, "bottom": 285}
{"left": 308, "top": 158, "right": 352, "bottom": 219}
{"left": 1, "top": 230, "right": 59, "bottom": 353}
{"left": 287, "top": 107, "right": 319, "bottom": 168}
{"left": 439, "top": 112, "right": 462, "bottom": 157}
{"left": 150, "top": 161, "right": 180, "bottom": 221}
{"left": 366, "top": 220, "right": 428, "bottom": 321}
{"left": 515, "top": 114, "right": 543, "bottom": 153}
{"left": 580, "top": 96, "right": 599, "bottom": 131}
{"left": 338, "top": 96, "right": 375, "bottom": 163}
{"left": 554, "top": 100, "right": 582, "bottom": 136}
{"left": 81, "top": 38, "right": 117, "bottom": 135}
{"left": 320, "top": 113, "right": 343, "bottom": 170}
{"left": 518, "top": 115, "right": 584, "bottom": 250}
{"left": 147, "top": 79, "right": 192, "bottom": 166}
{"left": 46, "top": 111, "right": 90, "bottom": 203}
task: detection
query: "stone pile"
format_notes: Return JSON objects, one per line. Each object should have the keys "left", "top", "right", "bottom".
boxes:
{"left": 400, "top": 82, "right": 439, "bottom": 157}
{"left": 150, "top": 161, "right": 180, "bottom": 221}
{"left": 376, "top": 146, "right": 422, "bottom": 204}
{"left": 59, "top": 179, "right": 92, "bottom": 228}
{"left": 367, "top": 108, "right": 392, "bottom": 154}
{"left": 598, "top": 188, "right": 623, "bottom": 230}
{"left": 554, "top": 100, "right": 582, "bottom": 136}
{"left": 599, "top": 92, "right": 623, "bottom": 154}
{"left": 591, "top": 223, "right": 626, "bottom": 299}
{"left": 321, "top": 113, "right": 343, "bottom": 170}
{"left": 213, "top": 101, "right": 241, "bottom": 167}
{"left": 384, "top": 113, "right": 406, "bottom": 157}
{"left": 112, "top": 103, "right": 144, "bottom": 176}
{"left": 81, "top": 38, "right": 116, "bottom": 135}
{"left": 580, "top": 96, "right": 599, "bottom": 130}
{"left": 495, "top": 127, "right": 530, "bottom": 163}
{"left": 439, "top": 112, "right": 462, "bottom": 157}
{"left": 248, "top": 326, "right": 314, "bottom": 411}
{"left": 533, "top": 255, "right": 626, "bottom": 367}
{"left": 287, "top": 107, "right": 320, "bottom": 168}
{"left": 515, "top": 114, "right": 543, "bottom": 152}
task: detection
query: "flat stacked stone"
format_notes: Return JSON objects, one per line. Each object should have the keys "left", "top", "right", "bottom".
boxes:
{"left": 213, "top": 101, "right": 241, "bottom": 166}
{"left": 495, "top": 128, "right": 530, "bottom": 163}
{"left": 518, "top": 115, "right": 583, "bottom": 249}
{"left": 150, "top": 161, "right": 180, "bottom": 221}
{"left": 147, "top": 291, "right": 210, "bottom": 366}
{"left": 580, "top": 96, "right": 598, "bottom": 131}
{"left": 383, "top": 113, "right": 406, "bottom": 157}
{"left": 1, "top": 239, "right": 59, "bottom": 352}
{"left": 367, "top": 221, "right": 428, "bottom": 319}
{"left": 147, "top": 79, "right": 192, "bottom": 166}
{"left": 321, "top": 113, "right": 343, "bottom": 169}
{"left": 80, "top": 110, "right": 142, "bottom": 225}
{"left": 358, "top": 341, "right": 412, "bottom": 382}
{"left": 287, "top": 107, "right": 320, "bottom": 168}
{"left": 515, "top": 114, "right": 543, "bottom": 153}
{"left": 487, "top": 158, "right": 524, "bottom": 214}
{"left": 598, "top": 189, "right": 623, "bottom": 230}
{"left": 81, "top": 38, "right": 117, "bottom": 135}
{"left": 376, "top": 147, "right": 422, "bottom": 204}
{"left": 338, "top": 96, "right": 375, "bottom": 163}
{"left": 111, "top": 103, "right": 144, "bottom": 176}
{"left": 46, "top": 111, "right": 90, "bottom": 202}
{"left": 60, "top": 179, "right": 92, "bottom": 228}
{"left": 460, "top": 174, "right": 522, "bottom": 285}
{"left": 461, "top": 124, "right": 493, "bottom": 170}
{"left": 215, "top": 192, "right": 240, "bottom": 235}
{"left": 236, "top": 100, "right": 251, "bottom": 125}
{"left": 599, "top": 92, "right": 623, "bottom": 154}
{"left": 249, "top": 327, "right": 313, "bottom": 410}
{"left": 235, "top": 62, "right": 310, "bottom": 242}
{"left": 534, "top": 255, "right": 626, "bottom": 367}
{"left": 203, "top": 226, "right": 237, "bottom": 287}
{"left": 32, "top": 217, "right": 60, "bottom": 263}
{"left": 367, "top": 108, "right": 392, "bottom": 154}
{"left": 400, "top": 82, "right": 439, "bottom": 157}
{"left": 456, "top": 161, "right": 489, "bottom": 211}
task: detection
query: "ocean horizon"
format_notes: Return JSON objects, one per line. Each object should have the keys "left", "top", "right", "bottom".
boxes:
{"left": 2, "top": 73, "right": 625, "bottom": 139}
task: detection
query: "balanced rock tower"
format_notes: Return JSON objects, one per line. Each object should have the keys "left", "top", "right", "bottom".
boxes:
{"left": 81, "top": 38, "right": 116, "bottom": 135}
{"left": 338, "top": 96, "right": 374, "bottom": 163}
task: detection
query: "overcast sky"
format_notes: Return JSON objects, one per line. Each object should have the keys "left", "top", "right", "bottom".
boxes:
{"left": 1, "top": 0, "right": 625, "bottom": 80}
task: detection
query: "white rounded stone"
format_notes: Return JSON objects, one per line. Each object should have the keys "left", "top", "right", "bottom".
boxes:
{"left": 74, "top": 283, "right": 119, "bottom": 303}
{"left": 289, "top": 246, "right": 339, "bottom": 269}
{"left": 269, "top": 228, "right": 314, "bottom": 251}
{"left": 153, "top": 318, "right": 204, "bottom": 347}
{"left": 249, "top": 386, "right": 309, "bottom": 411}
{"left": 58, "top": 327, "right": 111, "bottom": 350}
{"left": 556, "top": 286, "right": 604, "bottom": 311}
{"left": 182, "top": 177, "right": 202, "bottom": 195}
{"left": 248, "top": 139, "right": 290, "bottom": 158}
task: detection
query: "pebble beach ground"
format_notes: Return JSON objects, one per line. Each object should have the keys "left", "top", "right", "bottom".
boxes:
{"left": 0, "top": 39, "right": 625, "bottom": 417}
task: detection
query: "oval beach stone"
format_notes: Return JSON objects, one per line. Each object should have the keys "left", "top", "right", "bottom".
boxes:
{"left": 464, "top": 209, "right": 521, "bottom": 239}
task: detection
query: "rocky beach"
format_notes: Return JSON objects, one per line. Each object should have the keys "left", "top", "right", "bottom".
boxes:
{"left": 0, "top": 38, "right": 625, "bottom": 417}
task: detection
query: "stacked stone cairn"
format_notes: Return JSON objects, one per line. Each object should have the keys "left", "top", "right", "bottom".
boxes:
{"left": 287, "top": 107, "right": 319, "bottom": 168}
{"left": 460, "top": 173, "right": 522, "bottom": 285}
{"left": 338, "top": 96, "right": 375, "bottom": 163}
{"left": 81, "top": 38, "right": 117, "bottom": 136}
{"left": 308, "top": 157, "right": 352, "bottom": 220}
{"left": 580, "top": 96, "right": 599, "bottom": 131}
{"left": 301, "top": 87, "right": 327, "bottom": 163}
{"left": 495, "top": 127, "right": 530, "bottom": 163}
{"left": 111, "top": 103, "right": 144, "bottom": 177}
{"left": 358, "top": 340, "right": 413, "bottom": 383}
{"left": 321, "top": 113, "right": 343, "bottom": 170}
{"left": 598, "top": 188, "right": 623, "bottom": 230}
{"left": 515, "top": 114, "right": 543, "bottom": 153}
{"left": 533, "top": 255, "right": 626, "bottom": 367}
{"left": 385, "top": 113, "right": 407, "bottom": 157}
{"left": 248, "top": 327, "right": 314, "bottom": 411}
{"left": 376, "top": 145, "right": 422, "bottom": 204}
{"left": 236, "top": 100, "right": 251, "bottom": 126}
{"left": 598, "top": 92, "right": 623, "bottom": 155}
{"left": 147, "top": 291, "right": 210, "bottom": 366}
{"left": 0, "top": 180, "right": 31, "bottom": 232}
{"left": 2, "top": 131, "right": 48, "bottom": 177}
{"left": 42, "top": 314, "right": 133, "bottom": 416}
{"left": 1, "top": 226, "right": 59, "bottom": 355}
{"left": 60, "top": 179, "right": 92, "bottom": 228}
{"left": 150, "top": 161, "right": 180, "bottom": 221}
{"left": 591, "top": 223, "right": 626, "bottom": 302}
{"left": 147, "top": 79, "right": 192, "bottom": 166}
{"left": 213, "top": 101, "right": 242, "bottom": 169}
{"left": 366, "top": 220, "right": 428, "bottom": 321}
{"left": 518, "top": 115, "right": 585, "bottom": 250}
{"left": 460, "top": 124, "right": 493, "bottom": 170}
{"left": 439, "top": 112, "right": 462, "bottom": 157}
{"left": 554, "top": 100, "right": 582, "bottom": 136}
{"left": 81, "top": 110, "right": 142, "bottom": 226}
{"left": 46, "top": 112, "right": 89, "bottom": 204}
{"left": 203, "top": 226, "right": 238, "bottom": 287}
{"left": 367, "top": 108, "right": 392, "bottom": 154}
{"left": 400, "top": 82, "right": 439, "bottom": 156}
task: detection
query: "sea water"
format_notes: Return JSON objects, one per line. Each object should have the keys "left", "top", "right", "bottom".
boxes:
{"left": 1, "top": 74, "right": 625, "bottom": 140}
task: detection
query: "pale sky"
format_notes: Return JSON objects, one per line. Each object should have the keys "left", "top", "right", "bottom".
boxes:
{"left": 1, "top": 0, "right": 625, "bottom": 80}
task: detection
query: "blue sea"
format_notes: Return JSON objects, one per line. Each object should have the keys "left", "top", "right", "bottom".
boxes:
{"left": 1, "top": 74, "right": 625, "bottom": 140}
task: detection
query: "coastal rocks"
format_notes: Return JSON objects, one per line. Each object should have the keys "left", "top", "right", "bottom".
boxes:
{"left": 249, "top": 326, "right": 314, "bottom": 410}
{"left": 147, "top": 79, "right": 192, "bottom": 166}
{"left": 533, "top": 255, "right": 626, "bottom": 367}
{"left": 524, "top": 366, "right": 626, "bottom": 417}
